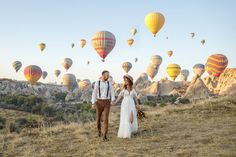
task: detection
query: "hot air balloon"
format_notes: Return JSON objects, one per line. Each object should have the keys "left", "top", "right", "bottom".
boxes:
{"left": 122, "top": 62, "right": 132, "bottom": 73}
{"left": 167, "top": 51, "right": 173, "bottom": 57}
{"left": 42, "top": 71, "right": 48, "bottom": 79}
{"left": 190, "top": 33, "right": 195, "bottom": 38}
{"left": 146, "top": 64, "right": 158, "bottom": 80}
{"left": 62, "top": 73, "right": 77, "bottom": 91}
{"left": 127, "top": 38, "right": 134, "bottom": 46}
{"left": 201, "top": 40, "right": 205, "bottom": 45}
{"left": 62, "top": 58, "right": 73, "bottom": 71}
{"left": 205, "top": 54, "right": 228, "bottom": 77}
{"left": 24, "top": 65, "right": 42, "bottom": 85}
{"left": 54, "top": 70, "right": 61, "bottom": 77}
{"left": 38, "top": 43, "right": 46, "bottom": 52}
{"left": 150, "top": 55, "right": 162, "bottom": 69}
{"left": 92, "top": 31, "right": 116, "bottom": 62}
{"left": 130, "top": 28, "right": 137, "bottom": 36}
{"left": 193, "top": 64, "right": 205, "bottom": 77}
{"left": 78, "top": 79, "right": 91, "bottom": 91}
{"left": 12, "top": 61, "right": 22, "bottom": 72}
{"left": 71, "top": 43, "right": 75, "bottom": 48}
{"left": 166, "top": 37, "right": 168, "bottom": 39}
{"left": 166, "top": 64, "right": 181, "bottom": 81}
{"left": 134, "top": 58, "right": 138, "bottom": 63}
{"left": 79, "top": 39, "right": 86, "bottom": 48}
{"left": 145, "top": 12, "right": 165, "bottom": 37}
{"left": 180, "top": 69, "right": 190, "bottom": 81}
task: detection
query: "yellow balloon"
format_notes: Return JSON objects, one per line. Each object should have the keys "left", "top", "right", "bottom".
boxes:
{"left": 145, "top": 12, "right": 165, "bottom": 37}
{"left": 127, "top": 38, "right": 134, "bottom": 46}
{"left": 166, "top": 64, "right": 181, "bottom": 81}
{"left": 38, "top": 43, "right": 46, "bottom": 52}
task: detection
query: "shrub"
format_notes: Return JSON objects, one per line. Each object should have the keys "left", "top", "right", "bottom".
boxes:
{"left": 55, "top": 92, "right": 67, "bottom": 102}
{"left": 144, "top": 101, "right": 157, "bottom": 107}
{"left": 40, "top": 103, "right": 55, "bottom": 117}
{"left": 9, "top": 117, "right": 38, "bottom": 133}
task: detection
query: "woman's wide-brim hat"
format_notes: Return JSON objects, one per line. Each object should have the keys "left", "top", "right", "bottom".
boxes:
{"left": 123, "top": 74, "right": 133, "bottom": 84}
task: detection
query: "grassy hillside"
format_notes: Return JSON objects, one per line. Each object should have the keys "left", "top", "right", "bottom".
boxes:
{"left": 0, "top": 95, "right": 236, "bottom": 157}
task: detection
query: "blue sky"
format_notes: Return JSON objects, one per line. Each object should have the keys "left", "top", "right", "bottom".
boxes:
{"left": 0, "top": 0, "right": 235, "bottom": 83}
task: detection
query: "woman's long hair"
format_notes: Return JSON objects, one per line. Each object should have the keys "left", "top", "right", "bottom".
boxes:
{"left": 123, "top": 77, "right": 133, "bottom": 90}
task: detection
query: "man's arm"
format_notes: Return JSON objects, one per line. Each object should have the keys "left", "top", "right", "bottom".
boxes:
{"left": 110, "top": 84, "right": 115, "bottom": 102}
{"left": 91, "top": 81, "right": 98, "bottom": 104}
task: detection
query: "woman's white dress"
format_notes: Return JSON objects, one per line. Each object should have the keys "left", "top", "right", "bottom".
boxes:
{"left": 117, "top": 89, "right": 138, "bottom": 138}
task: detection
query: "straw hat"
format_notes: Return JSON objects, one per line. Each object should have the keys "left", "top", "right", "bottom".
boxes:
{"left": 123, "top": 74, "right": 134, "bottom": 84}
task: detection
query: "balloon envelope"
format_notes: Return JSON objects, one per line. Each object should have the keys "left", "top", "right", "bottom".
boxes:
{"left": 205, "top": 54, "right": 228, "bottom": 77}
{"left": 91, "top": 31, "right": 116, "bottom": 62}
{"left": 24, "top": 65, "right": 42, "bottom": 85}
{"left": 193, "top": 64, "right": 205, "bottom": 77}
{"left": 166, "top": 64, "right": 181, "bottom": 81}
{"left": 39, "top": 43, "right": 46, "bottom": 52}
{"left": 54, "top": 70, "right": 61, "bottom": 77}
{"left": 150, "top": 55, "right": 162, "bottom": 69}
{"left": 127, "top": 38, "right": 134, "bottom": 46}
{"left": 130, "top": 28, "right": 137, "bottom": 36}
{"left": 62, "top": 58, "right": 73, "bottom": 71}
{"left": 79, "top": 39, "right": 86, "bottom": 48}
{"left": 78, "top": 79, "right": 91, "bottom": 90}
{"left": 42, "top": 71, "right": 48, "bottom": 79}
{"left": 12, "top": 61, "right": 22, "bottom": 72}
{"left": 122, "top": 62, "right": 132, "bottom": 73}
{"left": 62, "top": 73, "right": 77, "bottom": 91}
{"left": 146, "top": 64, "right": 158, "bottom": 80}
{"left": 145, "top": 12, "right": 165, "bottom": 37}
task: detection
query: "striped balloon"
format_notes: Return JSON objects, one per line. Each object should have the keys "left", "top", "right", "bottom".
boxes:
{"left": 193, "top": 64, "right": 205, "bottom": 77}
{"left": 12, "top": 61, "right": 22, "bottom": 72}
{"left": 92, "top": 31, "right": 116, "bottom": 62}
{"left": 24, "top": 65, "right": 42, "bottom": 85}
{"left": 166, "top": 64, "right": 181, "bottom": 81}
{"left": 205, "top": 54, "right": 228, "bottom": 77}
{"left": 122, "top": 62, "right": 132, "bottom": 73}
{"left": 42, "top": 71, "right": 48, "bottom": 79}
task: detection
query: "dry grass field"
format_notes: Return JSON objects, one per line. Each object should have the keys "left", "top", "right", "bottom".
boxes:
{"left": 1, "top": 95, "right": 236, "bottom": 157}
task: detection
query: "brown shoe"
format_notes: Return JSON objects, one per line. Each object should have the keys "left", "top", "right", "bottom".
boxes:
{"left": 103, "top": 135, "right": 109, "bottom": 141}
{"left": 98, "top": 130, "right": 102, "bottom": 137}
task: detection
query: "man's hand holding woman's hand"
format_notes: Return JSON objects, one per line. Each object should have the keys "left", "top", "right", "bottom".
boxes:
{"left": 91, "top": 103, "right": 96, "bottom": 109}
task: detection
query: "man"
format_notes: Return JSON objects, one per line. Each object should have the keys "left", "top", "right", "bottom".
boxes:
{"left": 91, "top": 70, "right": 115, "bottom": 141}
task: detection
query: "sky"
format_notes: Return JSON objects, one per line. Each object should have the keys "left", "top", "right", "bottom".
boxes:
{"left": 0, "top": 0, "right": 235, "bottom": 84}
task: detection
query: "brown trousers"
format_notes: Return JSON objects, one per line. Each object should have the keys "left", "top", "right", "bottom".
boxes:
{"left": 96, "top": 99, "right": 111, "bottom": 136}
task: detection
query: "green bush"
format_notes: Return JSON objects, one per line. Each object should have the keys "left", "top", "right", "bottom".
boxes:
{"left": 55, "top": 92, "right": 67, "bottom": 102}
{"left": 40, "top": 103, "right": 55, "bottom": 117}
{"left": 144, "top": 101, "right": 157, "bottom": 107}
{"left": 9, "top": 117, "right": 39, "bottom": 133}
{"left": 177, "top": 98, "right": 190, "bottom": 104}
{"left": 4, "top": 95, "right": 17, "bottom": 105}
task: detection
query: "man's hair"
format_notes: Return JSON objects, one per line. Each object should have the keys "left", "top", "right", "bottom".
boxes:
{"left": 102, "top": 70, "right": 109, "bottom": 75}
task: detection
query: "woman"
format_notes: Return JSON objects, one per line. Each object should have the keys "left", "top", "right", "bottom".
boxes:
{"left": 114, "top": 74, "right": 140, "bottom": 138}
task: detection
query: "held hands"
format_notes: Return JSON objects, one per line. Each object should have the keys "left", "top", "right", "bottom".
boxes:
{"left": 91, "top": 103, "right": 96, "bottom": 109}
{"left": 111, "top": 101, "right": 116, "bottom": 106}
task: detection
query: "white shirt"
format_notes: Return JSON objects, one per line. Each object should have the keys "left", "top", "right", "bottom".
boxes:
{"left": 92, "top": 80, "right": 115, "bottom": 104}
